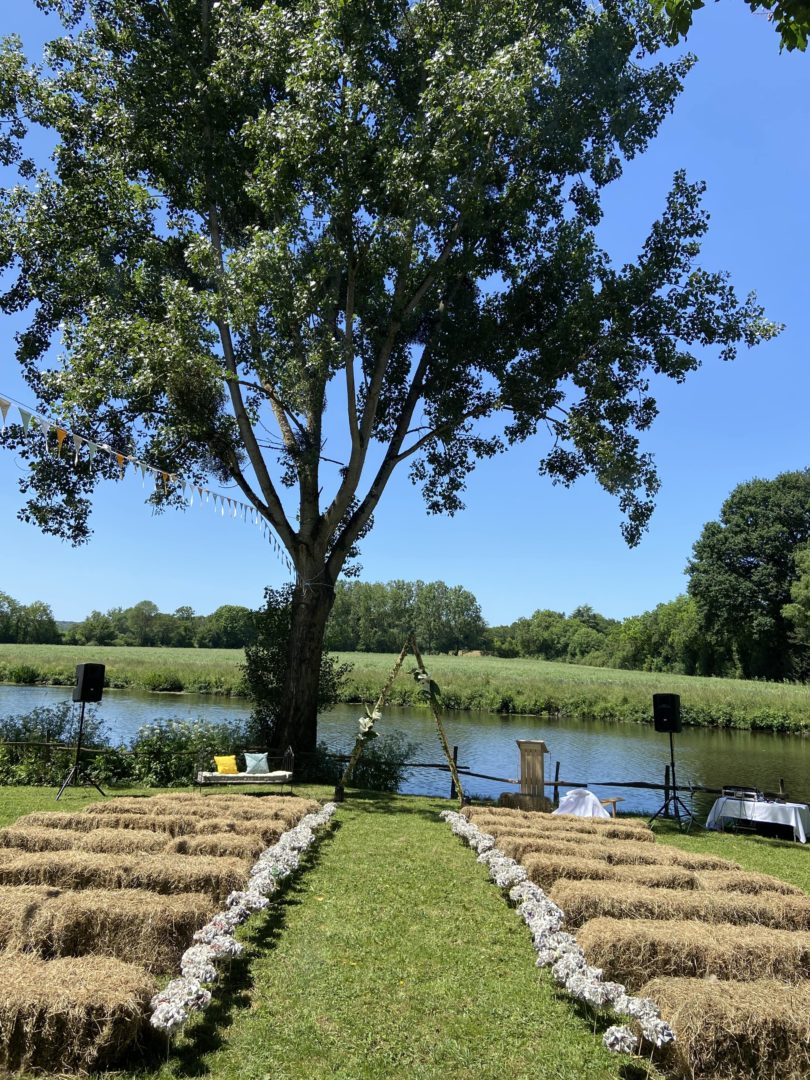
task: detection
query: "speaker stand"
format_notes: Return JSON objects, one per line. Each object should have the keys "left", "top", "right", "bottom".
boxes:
{"left": 56, "top": 701, "right": 106, "bottom": 801}
{"left": 648, "top": 730, "right": 692, "bottom": 832}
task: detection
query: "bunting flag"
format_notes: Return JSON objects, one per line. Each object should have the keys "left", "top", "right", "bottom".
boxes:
{"left": 0, "top": 390, "right": 294, "bottom": 575}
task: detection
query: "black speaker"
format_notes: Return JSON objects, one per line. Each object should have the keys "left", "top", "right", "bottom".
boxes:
{"left": 73, "top": 663, "right": 105, "bottom": 703}
{"left": 653, "top": 693, "right": 681, "bottom": 733}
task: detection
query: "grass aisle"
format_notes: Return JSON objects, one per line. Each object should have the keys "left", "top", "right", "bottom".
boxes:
{"left": 158, "top": 792, "right": 625, "bottom": 1080}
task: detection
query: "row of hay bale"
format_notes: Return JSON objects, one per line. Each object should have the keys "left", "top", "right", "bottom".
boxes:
{"left": 0, "top": 792, "right": 322, "bottom": 1073}
{"left": 460, "top": 805, "right": 810, "bottom": 1079}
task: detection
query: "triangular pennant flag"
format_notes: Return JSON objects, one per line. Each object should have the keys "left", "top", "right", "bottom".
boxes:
{"left": 87, "top": 442, "right": 98, "bottom": 462}
{"left": 38, "top": 416, "right": 51, "bottom": 437}
{"left": 19, "top": 408, "right": 33, "bottom": 432}
{"left": 0, "top": 398, "right": 9, "bottom": 427}
{"left": 115, "top": 452, "right": 126, "bottom": 477}
{"left": 72, "top": 434, "right": 82, "bottom": 463}
{"left": 56, "top": 428, "right": 67, "bottom": 455}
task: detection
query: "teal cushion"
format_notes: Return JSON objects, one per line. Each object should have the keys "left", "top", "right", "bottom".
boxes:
{"left": 244, "top": 752, "right": 269, "bottom": 774}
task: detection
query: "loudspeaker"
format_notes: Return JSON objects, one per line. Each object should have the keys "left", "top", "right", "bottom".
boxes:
{"left": 653, "top": 693, "right": 681, "bottom": 733}
{"left": 72, "top": 663, "right": 105, "bottom": 703}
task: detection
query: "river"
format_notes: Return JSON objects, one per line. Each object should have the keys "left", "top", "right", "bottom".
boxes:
{"left": 2, "top": 683, "right": 809, "bottom": 817}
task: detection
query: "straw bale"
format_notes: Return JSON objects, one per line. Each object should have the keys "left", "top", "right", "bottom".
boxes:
{"left": 166, "top": 831, "right": 272, "bottom": 860}
{"left": 638, "top": 976, "right": 810, "bottom": 1079}
{"left": 0, "top": 849, "right": 249, "bottom": 903}
{"left": 0, "top": 884, "right": 214, "bottom": 973}
{"left": 549, "top": 880, "right": 810, "bottom": 931}
{"left": 493, "top": 830, "right": 738, "bottom": 870}
{"left": 465, "top": 805, "right": 652, "bottom": 833}
{"left": 521, "top": 852, "right": 698, "bottom": 893}
{"left": 579, "top": 917, "right": 810, "bottom": 989}
{"left": 86, "top": 797, "right": 304, "bottom": 827}
{"left": 468, "top": 811, "right": 655, "bottom": 844}
{"left": 0, "top": 955, "right": 156, "bottom": 1074}
{"left": 0, "top": 825, "right": 167, "bottom": 855}
{"left": 16, "top": 809, "right": 282, "bottom": 842}
{"left": 696, "top": 870, "right": 804, "bottom": 896}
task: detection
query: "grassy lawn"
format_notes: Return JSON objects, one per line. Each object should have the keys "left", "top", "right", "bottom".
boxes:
{"left": 3, "top": 642, "right": 810, "bottom": 730}
{"left": 1, "top": 785, "right": 644, "bottom": 1080}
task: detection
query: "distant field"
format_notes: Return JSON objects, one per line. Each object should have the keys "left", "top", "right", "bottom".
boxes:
{"left": 1, "top": 644, "right": 809, "bottom": 732}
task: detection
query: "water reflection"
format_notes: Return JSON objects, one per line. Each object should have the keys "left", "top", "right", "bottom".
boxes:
{"left": 1, "top": 684, "right": 808, "bottom": 814}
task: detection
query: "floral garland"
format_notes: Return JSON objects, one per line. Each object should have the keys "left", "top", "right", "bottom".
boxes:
{"left": 439, "top": 810, "right": 676, "bottom": 1058}
{"left": 150, "top": 802, "right": 338, "bottom": 1036}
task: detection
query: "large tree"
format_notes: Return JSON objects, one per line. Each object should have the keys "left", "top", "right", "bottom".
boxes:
{"left": 688, "top": 470, "right": 810, "bottom": 680}
{"left": 0, "top": 0, "right": 777, "bottom": 752}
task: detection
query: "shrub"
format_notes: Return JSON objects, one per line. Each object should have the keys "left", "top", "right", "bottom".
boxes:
{"left": 7, "top": 664, "right": 41, "bottom": 685}
{"left": 140, "top": 670, "right": 185, "bottom": 692}
{"left": 0, "top": 703, "right": 111, "bottom": 785}
{"left": 350, "top": 729, "right": 418, "bottom": 793}
{"left": 127, "top": 717, "right": 247, "bottom": 786}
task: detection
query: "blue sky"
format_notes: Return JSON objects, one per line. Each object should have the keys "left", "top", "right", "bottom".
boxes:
{"left": 0, "top": 4, "right": 808, "bottom": 626}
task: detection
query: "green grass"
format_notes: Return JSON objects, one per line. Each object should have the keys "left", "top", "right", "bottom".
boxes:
{"left": 1, "top": 786, "right": 646, "bottom": 1080}
{"left": 3, "top": 643, "right": 810, "bottom": 731}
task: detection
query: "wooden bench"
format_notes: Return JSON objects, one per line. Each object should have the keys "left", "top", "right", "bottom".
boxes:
{"left": 196, "top": 747, "right": 294, "bottom": 791}
{"left": 600, "top": 796, "right": 625, "bottom": 818}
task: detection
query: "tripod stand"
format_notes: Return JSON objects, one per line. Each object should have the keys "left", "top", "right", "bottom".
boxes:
{"left": 56, "top": 700, "right": 106, "bottom": 801}
{"left": 648, "top": 729, "right": 692, "bottom": 830}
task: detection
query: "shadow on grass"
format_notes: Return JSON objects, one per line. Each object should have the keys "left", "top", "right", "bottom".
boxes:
{"left": 559, "top": 993, "right": 663, "bottom": 1080}
{"left": 138, "top": 823, "right": 341, "bottom": 1078}
{"left": 339, "top": 788, "right": 451, "bottom": 822}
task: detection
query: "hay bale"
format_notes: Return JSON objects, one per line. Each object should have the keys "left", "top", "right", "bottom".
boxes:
{"left": 521, "top": 853, "right": 698, "bottom": 893}
{"left": 0, "top": 884, "right": 213, "bottom": 974}
{"left": 493, "top": 830, "right": 738, "bottom": 870}
{"left": 0, "top": 825, "right": 167, "bottom": 855}
{"left": 166, "top": 832, "right": 272, "bottom": 860}
{"left": 579, "top": 917, "right": 810, "bottom": 989}
{"left": 0, "top": 850, "right": 249, "bottom": 903}
{"left": 696, "top": 870, "right": 804, "bottom": 896}
{"left": 468, "top": 811, "right": 654, "bottom": 843}
{"left": 638, "top": 976, "right": 810, "bottom": 1079}
{"left": 550, "top": 880, "right": 810, "bottom": 931}
{"left": 0, "top": 955, "right": 156, "bottom": 1074}
{"left": 86, "top": 796, "right": 303, "bottom": 827}
{"left": 466, "top": 805, "right": 652, "bottom": 832}
{"left": 16, "top": 810, "right": 281, "bottom": 842}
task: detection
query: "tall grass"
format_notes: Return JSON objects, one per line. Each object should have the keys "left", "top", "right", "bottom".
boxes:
{"left": 1, "top": 644, "right": 809, "bottom": 732}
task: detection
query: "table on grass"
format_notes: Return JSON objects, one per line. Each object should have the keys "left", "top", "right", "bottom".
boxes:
{"left": 705, "top": 796, "right": 810, "bottom": 843}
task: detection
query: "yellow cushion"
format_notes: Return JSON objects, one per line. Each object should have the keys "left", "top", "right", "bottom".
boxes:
{"left": 214, "top": 755, "right": 239, "bottom": 774}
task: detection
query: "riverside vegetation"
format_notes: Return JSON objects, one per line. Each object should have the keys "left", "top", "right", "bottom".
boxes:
{"left": 2, "top": 644, "right": 810, "bottom": 733}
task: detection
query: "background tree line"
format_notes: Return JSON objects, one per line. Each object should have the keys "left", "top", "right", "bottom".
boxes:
{"left": 6, "top": 469, "right": 810, "bottom": 679}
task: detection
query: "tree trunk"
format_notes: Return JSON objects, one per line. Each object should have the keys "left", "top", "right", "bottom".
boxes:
{"left": 273, "top": 574, "right": 336, "bottom": 756}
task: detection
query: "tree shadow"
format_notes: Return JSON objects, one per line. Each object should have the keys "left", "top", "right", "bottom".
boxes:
{"left": 138, "top": 826, "right": 340, "bottom": 1078}
{"left": 339, "top": 789, "right": 453, "bottom": 821}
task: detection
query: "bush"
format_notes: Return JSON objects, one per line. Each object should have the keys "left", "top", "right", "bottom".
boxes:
{"left": 140, "top": 670, "right": 185, "bottom": 692}
{"left": 7, "top": 664, "right": 41, "bottom": 685}
{"left": 349, "top": 729, "right": 418, "bottom": 793}
{"left": 0, "top": 702, "right": 111, "bottom": 785}
{"left": 127, "top": 717, "right": 248, "bottom": 786}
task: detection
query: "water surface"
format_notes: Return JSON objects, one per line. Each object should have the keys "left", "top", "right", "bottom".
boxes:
{"left": 2, "top": 684, "right": 808, "bottom": 816}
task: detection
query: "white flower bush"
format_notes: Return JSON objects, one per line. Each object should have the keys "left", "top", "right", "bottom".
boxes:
{"left": 440, "top": 809, "right": 676, "bottom": 1060}
{"left": 150, "top": 801, "right": 337, "bottom": 1036}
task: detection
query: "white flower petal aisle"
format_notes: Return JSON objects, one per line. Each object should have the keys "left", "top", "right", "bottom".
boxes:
{"left": 150, "top": 802, "right": 338, "bottom": 1037}
{"left": 439, "top": 810, "right": 675, "bottom": 1062}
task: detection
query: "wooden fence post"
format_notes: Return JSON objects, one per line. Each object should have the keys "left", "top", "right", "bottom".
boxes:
{"left": 449, "top": 745, "right": 458, "bottom": 801}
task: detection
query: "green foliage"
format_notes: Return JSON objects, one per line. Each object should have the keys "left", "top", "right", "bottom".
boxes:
{"left": 655, "top": 0, "right": 810, "bottom": 51}
{"left": 0, "top": 701, "right": 110, "bottom": 785}
{"left": 243, "top": 585, "right": 351, "bottom": 747}
{"left": 325, "top": 579, "right": 486, "bottom": 653}
{"left": 0, "top": 590, "right": 61, "bottom": 645}
{"left": 688, "top": 469, "right": 810, "bottom": 680}
{"left": 350, "top": 730, "right": 418, "bottom": 793}
{"left": 6, "top": 662, "right": 41, "bottom": 684}
{"left": 126, "top": 717, "right": 246, "bottom": 786}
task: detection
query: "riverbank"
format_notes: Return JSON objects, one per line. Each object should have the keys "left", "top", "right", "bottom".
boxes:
{"left": 2, "top": 644, "right": 810, "bottom": 733}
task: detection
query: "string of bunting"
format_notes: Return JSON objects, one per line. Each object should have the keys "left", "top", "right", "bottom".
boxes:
{"left": 0, "top": 392, "right": 294, "bottom": 575}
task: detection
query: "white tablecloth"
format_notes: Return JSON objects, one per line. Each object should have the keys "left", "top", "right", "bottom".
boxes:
{"left": 552, "top": 789, "right": 610, "bottom": 818}
{"left": 705, "top": 797, "right": 810, "bottom": 843}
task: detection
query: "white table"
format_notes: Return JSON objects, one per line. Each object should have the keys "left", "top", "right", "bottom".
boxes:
{"left": 705, "top": 796, "right": 810, "bottom": 843}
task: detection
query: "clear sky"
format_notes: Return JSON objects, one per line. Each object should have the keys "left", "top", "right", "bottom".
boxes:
{"left": 0, "top": 3, "right": 808, "bottom": 626}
